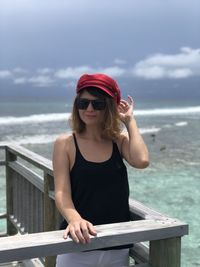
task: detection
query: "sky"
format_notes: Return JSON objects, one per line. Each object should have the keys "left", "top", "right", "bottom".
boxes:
{"left": 0, "top": 0, "right": 200, "bottom": 97}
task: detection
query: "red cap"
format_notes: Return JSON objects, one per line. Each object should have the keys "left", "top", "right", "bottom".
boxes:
{"left": 76, "top": 73, "right": 121, "bottom": 104}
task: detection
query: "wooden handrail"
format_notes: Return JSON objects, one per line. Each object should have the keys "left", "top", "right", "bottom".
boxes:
{"left": 2, "top": 144, "right": 53, "bottom": 175}
{"left": 0, "top": 219, "right": 188, "bottom": 264}
{"left": 0, "top": 144, "right": 189, "bottom": 266}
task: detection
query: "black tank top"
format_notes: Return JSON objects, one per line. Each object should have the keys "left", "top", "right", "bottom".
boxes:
{"left": 60, "top": 133, "right": 131, "bottom": 249}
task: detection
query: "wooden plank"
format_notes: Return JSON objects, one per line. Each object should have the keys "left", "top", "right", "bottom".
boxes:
{"left": 0, "top": 160, "right": 6, "bottom": 166}
{"left": 28, "top": 184, "right": 34, "bottom": 233}
{"left": 43, "top": 172, "right": 57, "bottom": 267}
{"left": 150, "top": 237, "right": 181, "bottom": 267}
{"left": 8, "top": 162, "right": 44, "bottom": 192}
{"left": 6, "top": 144, "right": 53, "bottom": 175}
{"left": 5, "top": 149, "right": 18, "bottom": 236}
{"left": 0, "top": 219, "right": 188, "bottom": 263}
{"left": 129, "top": 198, "right": 170, "bottom": 221}
{"left": 23, "top": 259, "right": 44, "bottom": 267}
{"left": 0, "top": 144, "right": 7, "bottom": 150}
{"left": 130, "top": 242, "right": 149, "bottom": 263}
{"left": 0, "top": 262, "right": 24, "bottom": 267}
{"left": 0, "top": 213, "right": 6, "bottom": 219}
{"left": 131, "top": 264, "right": 150, "bottom": 267}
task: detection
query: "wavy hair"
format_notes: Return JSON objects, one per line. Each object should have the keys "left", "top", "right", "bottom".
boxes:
{"left": 70, "top": 87, "right": 122, "bottom": 140}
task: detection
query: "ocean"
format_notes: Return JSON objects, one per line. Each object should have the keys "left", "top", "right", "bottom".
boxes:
{"left": 0, "top": 98, "right": 199, "bottom": 266}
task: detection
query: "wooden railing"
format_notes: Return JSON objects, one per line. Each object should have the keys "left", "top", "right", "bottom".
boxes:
{"left": 0, "top": 144, "right": 189, "bottom": 267}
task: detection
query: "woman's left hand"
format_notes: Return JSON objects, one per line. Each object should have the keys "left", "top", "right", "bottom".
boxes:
{"left": 118, "top": 95, "right": 134, "bottom": 125}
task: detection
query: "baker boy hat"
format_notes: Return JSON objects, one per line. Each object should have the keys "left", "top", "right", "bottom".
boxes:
{"left": 76, "top": 73, "right": 121, "bottom": 104}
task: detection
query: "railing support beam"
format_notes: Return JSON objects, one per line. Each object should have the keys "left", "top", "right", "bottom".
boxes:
{"left": 44, "top": 172, "right": 57, "bottom": 267}
{"left": 149, "top": 237, "right": 181, "bottom": 267}
{"left": 5, "top": 148, "right": 18, "bottom": 236}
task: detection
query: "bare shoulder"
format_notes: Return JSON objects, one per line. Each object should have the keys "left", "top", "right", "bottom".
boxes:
{"left": 54, "top": 133, "right": 74, "bottom": 152}
{"left": 116, "top": 131, "right": 128, "bottom": 154}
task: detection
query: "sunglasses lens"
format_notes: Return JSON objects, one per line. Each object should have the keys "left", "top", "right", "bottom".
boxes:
{"left": 77, "top": 99, "right": 90, "bottom": 110}
{"left": 77, "top": 98, "right": 106, "bottom": 110}
{"left": 92, "top": 99, "right": 106, "bottom": 110}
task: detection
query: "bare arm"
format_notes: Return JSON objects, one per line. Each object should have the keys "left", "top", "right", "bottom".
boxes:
{"left": 118, "top": 96, "right": 149, "bottom": 168}
{"left": 53, "top": 134, "right": 96, "bottom": 243}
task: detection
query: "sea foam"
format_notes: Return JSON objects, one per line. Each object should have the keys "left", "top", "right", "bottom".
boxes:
{"left": 134, "top": 106, "right": 200, "bottom": 116}
{"left": 0, "top": 113, "right": 71, "bottom": 125}
{"left": 0, "top": 106, "right": 199, "bottom": 126}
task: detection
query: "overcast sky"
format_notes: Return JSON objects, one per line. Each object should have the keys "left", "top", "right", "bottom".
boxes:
{"left": 0, "top": 0, "right": 200, "bottom": 89}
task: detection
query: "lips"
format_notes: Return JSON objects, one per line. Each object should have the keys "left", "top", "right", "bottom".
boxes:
{"left": 85, "top": 114, "right": 96, "bottom": 118}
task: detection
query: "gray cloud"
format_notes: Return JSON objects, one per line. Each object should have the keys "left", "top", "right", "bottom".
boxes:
{"left": 55, "top": 66, "right": 125, "bottom": 79}
{"left": 1, "top": 47, "right": 200, "bottom": 88}
{"left": 0, "top": 70, "right": 12, "bottom": 79}
{"left": 28, "top": 76, "right": 56, "bottom": 87}
{"left": 132, "top": 47, "right": 200, "bottom": 79}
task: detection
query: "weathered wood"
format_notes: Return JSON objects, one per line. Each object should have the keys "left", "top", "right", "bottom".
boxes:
{"left": 6, "top": 144, "right": 53, "bottom": 175}
{"left": 5, "top": 148, "right": 17, "bottom": 236}
{"left": 132, "top": 264, "right": 150, "bottom": 267}
{"left": 0, "top": 213, "right": 7, "bottom": 219}
{"left": 129, "top": 198, "right": 170, "bottom": 221}
{"left": 0, "top": 160, "right": 6, "bottom": 166}
{"left": 23, "top": 258, "right": 44, "bottom": 267}
{"left": 28, "top": 184, "right": 34, "bottom": 233}
{"left": 0, "top": 261, "right": 24, "bottom": 267}
{"left": 37, "top": 190, "right": 44, "bottom": 232}
{"left": 0, "top": 144, "right": 7, "bottom": 149}
{"left": 130, "top": 242, "right": 149, "bottom": 264}
{"left": 0, "top": 145, "right": 189, "bottom": 266}
{"left": 8, "top": 162, "right": 44, "bottom": 192}
{"left": 43, "top": 172, "right": 57, "bottom": 267}
{"left": 0, "top": 219, "right": 188, "bottom": 263}
{"left": 149, "top": 237, "right": 181, "bottom": 267}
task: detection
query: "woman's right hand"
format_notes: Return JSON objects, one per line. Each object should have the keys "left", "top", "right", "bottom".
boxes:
{"left": 63, "top": 218, "right": 97, "bottom": 244}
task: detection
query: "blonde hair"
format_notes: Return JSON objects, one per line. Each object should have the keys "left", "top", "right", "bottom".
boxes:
{"left": 70, "top": 88, "right": 122, "bottom": 140}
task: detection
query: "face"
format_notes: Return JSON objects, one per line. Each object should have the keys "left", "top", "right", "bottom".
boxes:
{"left": 77, "top": 90, "right": 106, "bottom": 126}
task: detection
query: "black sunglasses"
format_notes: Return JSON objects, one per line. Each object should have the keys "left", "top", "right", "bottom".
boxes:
{"left": 76, "top": 98, "right": 106, "bottom": 110}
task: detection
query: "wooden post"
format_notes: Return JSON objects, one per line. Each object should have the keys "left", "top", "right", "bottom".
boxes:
{"left": 149, "top": 237, "right": 181, "bottom": 267}
{"left": 44, "top": 172, "right": 56, "bottom": 267}
{"left": 5, "top": 148, "right": 18, "bottom": 236}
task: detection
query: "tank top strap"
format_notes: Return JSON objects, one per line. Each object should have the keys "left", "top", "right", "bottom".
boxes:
{"left": 112, "top": 141, "right": 120, "bottom": 155}
{"left": 112, "top": 141, "right": 124, "bottom": 161}
{"left": 72, "top": 133, "right": 82, "bottom": 156}
{"left": 72, "top": 132, "right": 78, "bottom": 147}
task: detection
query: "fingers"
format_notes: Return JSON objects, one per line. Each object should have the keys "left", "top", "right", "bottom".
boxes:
{"left": 71, "top": 224, "right": 85, "bottom": 243}
{"left": 87, "top": 221, "right": 97, "bottom": 236}
{"left": 120, "top": 95, "right": 134, "bottom": 106}
{"left": 128, "top": 95, "right": 134, "bottom": 105}
{"left": 63, "top": 227, "right": 69, "bottom": 239}
{"left": 64, "top": 220, "right": 97, "bottom": 244}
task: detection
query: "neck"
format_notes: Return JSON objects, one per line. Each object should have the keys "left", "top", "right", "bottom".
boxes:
{"left": 80, "top": 126, "right": 104, "bottom": 141}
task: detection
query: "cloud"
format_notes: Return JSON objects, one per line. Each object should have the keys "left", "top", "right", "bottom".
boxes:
{"left": 14, "top": 77, "right": 27, "bottom": 84}
{"left": 37, "top": 68, "right": 54, "bottom": 74}
{"left": 28, "top": 75, "right": 55, "bottom": 87}
{"left": 0, "top": 70, "right": 12, "bottom": 79}
{"left": 113, "top": 58, "right": 127, "bottom": 65}
{"left": 55, "top": 66, "right": 125, "bottom": 80}
{"left": 132, "top": 47, "right": 200, "bottom": 79}
{"left": 13, "top": 68, "right": 28, "bottom": 74}
{"left": 55, "top": 66, "right": 93, "bottom": 79}
{"left": 98, "top": 66, "right": 125, "bottom": 77}
{"left": 1, "top": 47, "right": 200, "bottom": 89}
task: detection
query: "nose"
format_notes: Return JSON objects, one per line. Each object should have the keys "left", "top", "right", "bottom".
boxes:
{"left": 86, "top": 101, "right": 94, "bottom": 111}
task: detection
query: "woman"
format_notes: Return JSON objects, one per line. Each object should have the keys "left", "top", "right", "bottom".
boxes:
{"left": 53, "top": 73, "right": 149, "bottom": 267}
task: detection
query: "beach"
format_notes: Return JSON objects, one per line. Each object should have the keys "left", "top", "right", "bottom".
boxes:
{"left": 0, "top": 99, "right": 199, "bottom": 266}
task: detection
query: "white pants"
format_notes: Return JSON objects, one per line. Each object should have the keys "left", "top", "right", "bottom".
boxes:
{"left": 56, "top": 249, "right": 129, "bottom": 267}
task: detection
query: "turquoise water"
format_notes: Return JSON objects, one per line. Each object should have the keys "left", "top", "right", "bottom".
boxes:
{"left": 0, "top": 100, "right": 199, "bottom": 266}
